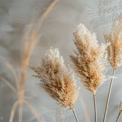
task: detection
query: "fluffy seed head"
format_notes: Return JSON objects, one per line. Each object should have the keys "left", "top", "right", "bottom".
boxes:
{"left": 31, "top": 48, "right": 78, "bottom": 109}
{"left": 70, "top": 24, "right": 106, "bottom": 94}
{"left": 104, "top": 19, "right": 122, "bottom": 70}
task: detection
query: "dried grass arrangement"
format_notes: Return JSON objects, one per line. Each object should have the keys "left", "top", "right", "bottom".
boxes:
{"left": 30, "top": 21, "right": 122, "bottom": 122}
{"left": 0, "top": 1, "right": 122, "bottom": 122}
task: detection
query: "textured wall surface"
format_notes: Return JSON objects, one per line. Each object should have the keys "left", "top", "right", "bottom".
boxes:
{"left": 0, "top": 0, "right": 122, "bottom": 122}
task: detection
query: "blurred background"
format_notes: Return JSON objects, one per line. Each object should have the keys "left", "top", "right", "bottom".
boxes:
{"left": 0, "top": 0, "right": 122, "bottom": 122}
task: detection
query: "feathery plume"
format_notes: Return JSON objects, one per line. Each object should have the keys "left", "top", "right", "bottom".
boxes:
{"left": 104, "top": 19, "right": 122, "bottom": 70}
{"left": 70, "top": 24, "right": 106, "bottom": 95}
{"left": 103, "top": 19, "right": 122, "bottom": 122}
{"left": 31, "top": 48, "right": 78, "bottom": 109}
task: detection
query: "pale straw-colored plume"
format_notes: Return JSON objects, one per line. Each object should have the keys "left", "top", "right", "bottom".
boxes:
{"left": 104, "top": 19, "right": 122, "bottom": 70}
{"left": 103, "top": 19, "right": 122, "bottom": 122}
{"left": 31, "top": 48, "right": 78, "bottom": 109}
{"left": 70, "top": 24, "right": 106, "bottom": 95}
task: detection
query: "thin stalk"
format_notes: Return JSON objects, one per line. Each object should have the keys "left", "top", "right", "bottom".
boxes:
{"left": 116, "top": 110, "right": 122, "bottom": 122}
{"left": 18, "top": 103, "right": 23, "bottom": 122}
{"left": 71, "top": 108, "right": 79, "bottom": 122}
{"left": 103, "top": 69, "right": 116, "bottom": 122}
{"left": 93, "top": 94, "right": 97, "bottom": 122}
{"left": 9, "top": 101, "right": 19, "bottom": 122}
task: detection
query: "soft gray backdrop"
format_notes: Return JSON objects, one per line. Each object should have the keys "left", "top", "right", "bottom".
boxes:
{"left": 0, "top": 0, "right": 122, "bottom": 122}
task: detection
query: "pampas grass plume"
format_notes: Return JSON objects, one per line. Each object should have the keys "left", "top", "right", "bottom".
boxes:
{"left": 70, "top": 24, "right": 106, "bottom": 94}
{"left": 31, "top": 48, "right": 78, "bottom": 109}
{"left": 104, "top": 19, "right": 122, "bottom": 70}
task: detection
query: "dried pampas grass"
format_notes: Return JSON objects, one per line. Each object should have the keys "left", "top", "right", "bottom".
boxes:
{"left": 70, "top": 24, "right": 107, "bottom": 122}
{"left": 70, "top": 24, "right": 106, "bottom": 95}
{"left": 103, "top": 18, "right": 122, "bottom": 122}
{"left": 104, "top": 19, "right": 122, "bottom": 70}
{"left": 31, "top": 48, "right": 78, "bottom": 109}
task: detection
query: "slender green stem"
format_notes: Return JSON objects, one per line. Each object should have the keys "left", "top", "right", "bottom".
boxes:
{"left": 93, "top": 94, "right": 97, "bottom": 122}
{"left": 103, "top": 69, "right": 115, "bottom": 122}
{"left": 72, "top": 108, "right": 79, "bottom": 122}
{"left": 116, "top": 111, "right": 121, "bottom": 122}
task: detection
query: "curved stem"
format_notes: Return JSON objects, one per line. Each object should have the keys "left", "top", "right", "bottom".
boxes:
{"left": 103, "top": 69, "right": 115, "bottom": 122}
{"left": 19, "top": 0, "right": 58, "bottom": 89}
{"left": 93, "top": 94, "right": 97, "bottom": 122}
{"left": 71, "top": 108, "right": 79, "bottom": 122}
{"left": 9, "top": 101, "right": 19, "bottom": 122}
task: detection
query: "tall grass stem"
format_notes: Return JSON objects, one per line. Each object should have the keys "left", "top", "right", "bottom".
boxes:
{"left": 103, "top": 69, "right": 115, "bottom": 122}
{"left": 116, "top": 111, "right": 121, "bottom": 122}
{"left": 72, "top": 108, "right": 79, "bottom": 122}
{"left": 93, "top": 94, "right": 97, "bottom": 122}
